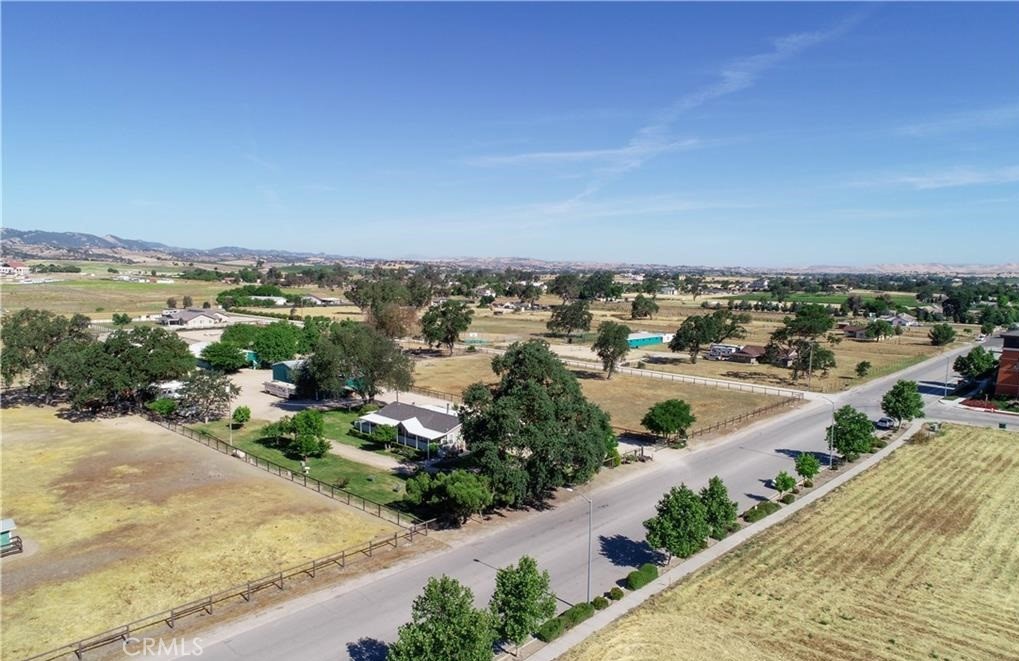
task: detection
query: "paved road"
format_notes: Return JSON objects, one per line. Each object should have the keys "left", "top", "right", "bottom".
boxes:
{"left": 188, "top": 340, "right": 1002, "bottom": 661}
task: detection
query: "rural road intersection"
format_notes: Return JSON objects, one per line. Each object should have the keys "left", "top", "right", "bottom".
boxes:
{"left": 185, "top": 339, "right": 1006, "bottom": 661}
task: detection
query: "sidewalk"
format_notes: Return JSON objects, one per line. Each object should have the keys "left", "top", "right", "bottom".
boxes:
{"left": 525, "top": 419, "right": 925, "bottom": 661}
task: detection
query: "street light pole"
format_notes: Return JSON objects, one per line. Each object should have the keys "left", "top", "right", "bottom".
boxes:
{"left": 944, "top": 357, "right": 950, "bottom": 398}
{"left": 821, "top": 397, "right": 836, "bottom": 469}
{"left": 568, "top": 489, "right": 593, "bottom": 604}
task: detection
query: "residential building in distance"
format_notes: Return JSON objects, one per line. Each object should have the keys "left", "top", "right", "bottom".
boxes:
{"left": 0, "top": 259, "right": 31, "bottom": 277}
{"left": 627, "top": 331, "right": 670, "bottom": 348}
{"left": 159, "top": 309, "right": 230, "bottom": 328}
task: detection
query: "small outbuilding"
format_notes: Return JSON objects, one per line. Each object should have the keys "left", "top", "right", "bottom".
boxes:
{"left": 1, "top": 519, "right": 17, "bottom": 546}
{"left": 627, "top": 332, "right": 666, "bottom": 349}
{"left": 271, "top": 359, "right": 306, "bottom": 384}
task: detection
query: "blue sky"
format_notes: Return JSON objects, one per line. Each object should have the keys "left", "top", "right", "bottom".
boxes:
{"left": 3, "top": 2, "right": 1018, "bottom": 267}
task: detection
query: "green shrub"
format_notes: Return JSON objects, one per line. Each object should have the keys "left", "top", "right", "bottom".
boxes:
{"left": 873, "top": 439, "right": 888, "bottom": 449}
{"left": 559, "top": 602, "right": 595, "bottom": 630}
{"left": 803, "top": 479, "right": 814, "bottom": 488}
{"left": 592, "top": 596, "right": 610, "bottom": 610}
{"left": 146, "top": 397, "right": 177, "bottom": 418}
{"left": 743, "top": 501, "right": 782, "bottom": 523}
{"left": 466, "top": 345, "right": 478, "bottom": 353}
{"left": 535, "top": 617, "right": 564, "bottom": 643}
{"left": 780, "top": 493, "right": 795, "bottom": 505}
{"left": 607, "top": 587, "right": 624, "bottom": 600}
{"left": 626, "top": 563, "right": 659, "bottom": 590}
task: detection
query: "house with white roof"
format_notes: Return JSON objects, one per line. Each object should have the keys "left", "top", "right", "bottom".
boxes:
{"left": 354, "top": 402, "right": 463, "bottom": 452}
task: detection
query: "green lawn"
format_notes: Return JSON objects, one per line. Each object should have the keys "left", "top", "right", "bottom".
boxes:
{"left": 320, "top": 409, "right": 418, "bottom": 459}
{"left": 189, "top": 418, "right": 407, "bottom": 505}
{"left": 725, "top": 291, "right": 919, "bottom": 307}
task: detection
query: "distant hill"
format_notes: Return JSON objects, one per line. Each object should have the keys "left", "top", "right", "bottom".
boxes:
{"left": 2, "top": 227, "right": 1017, "bottom": 276}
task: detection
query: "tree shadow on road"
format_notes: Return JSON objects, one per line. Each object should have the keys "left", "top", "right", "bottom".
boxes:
{"left": 347, "top": 638, "right": 389, "bottom": 661}
{"left": 599, "top": 533, "right": 662, "bottom": 568}
{"left": 774, "top": 447, "right": 832, "bottom": 465}
{"left": 744, "top": 492, "right": 769, "bottom": 503}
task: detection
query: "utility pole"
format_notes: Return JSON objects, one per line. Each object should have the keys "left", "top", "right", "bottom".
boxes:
{"left": 807, "top": 341, "right": 815, "bottom": 387}
{"left": 944, "top": 357, "right": 950, "bottom": 398}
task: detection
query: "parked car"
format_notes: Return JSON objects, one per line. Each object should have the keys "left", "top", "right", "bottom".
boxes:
{"left": 876, "top": 417, "right": 896, "bottom": 430}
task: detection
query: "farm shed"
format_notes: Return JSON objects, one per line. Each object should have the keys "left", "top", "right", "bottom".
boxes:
{"left": 271, "top": 359, "right": 306, "bottom": 384}
{"left": 627, "top": 332, "right": 666, "bottom": 348}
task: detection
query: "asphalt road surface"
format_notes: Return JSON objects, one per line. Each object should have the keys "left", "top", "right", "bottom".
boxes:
{"left": 187, "top": 339, "right": 1008, "bottom": 661}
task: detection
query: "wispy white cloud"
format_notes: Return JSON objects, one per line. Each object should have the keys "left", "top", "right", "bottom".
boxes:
{"left": 896, "top": 102, "right": 1019, "bottom": 137}
{"left": 855, "top": 165, "right": 1019, "bottom": 190}
{"left": 471, "top": 13, "right": 865, "bottom": 204}
{"left": 466, "top": 138, "right": 701, "bottom": 167}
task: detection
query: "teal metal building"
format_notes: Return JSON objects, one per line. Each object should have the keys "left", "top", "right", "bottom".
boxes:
{"left": 627, "top": 332, "right": 665, "bottom": 349}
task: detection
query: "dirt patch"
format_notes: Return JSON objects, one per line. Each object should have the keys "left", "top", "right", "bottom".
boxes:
{"left": 0, "top": 406, "right": 404, "bottom": 659}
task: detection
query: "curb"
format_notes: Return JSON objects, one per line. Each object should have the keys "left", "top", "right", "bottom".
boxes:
{"left": 526, "top": 420, "right": 924, "bottom": 661}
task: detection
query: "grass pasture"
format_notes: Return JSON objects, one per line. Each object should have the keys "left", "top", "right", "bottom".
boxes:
{"left": 189, "top": 415, "right": 408, "bottom": 504}
{"left": 0, "top": 276, "right": 227, "bottom": 317}
{"left": 564, "top": 425, "right": 1019, "bottom": 661}
{"left": 0, "top": 406, "right": 399, "bottom": 658}
{"left": 411, "top": 354, "right": 784, "bottom": 432}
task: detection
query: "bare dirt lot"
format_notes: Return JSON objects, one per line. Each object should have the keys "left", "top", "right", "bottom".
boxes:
{"left": 0, "top": 406, "right": 399, "bottom": 658}
{"left": 563, "top": 424, "right": 1019, "bottom": 661}
{"left": 411, "top": 353, "right": 784, "bottom": 432}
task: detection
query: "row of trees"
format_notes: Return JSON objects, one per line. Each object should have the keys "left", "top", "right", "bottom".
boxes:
{"left": 389, "top": 556, "right": 556, "bottom": 660}
{"left": 201, "top": 319, "right": 330, "bottom": 371}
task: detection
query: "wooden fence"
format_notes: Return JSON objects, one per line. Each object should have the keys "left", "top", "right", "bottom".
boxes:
{"left": 22, "top": 524, "right": 434, "bottom": 661}
{"left": 147, "top": 416, "right": 422, "bottom": 529}
{"left": 613, "top": 397, "right": 800, "bottom": 443}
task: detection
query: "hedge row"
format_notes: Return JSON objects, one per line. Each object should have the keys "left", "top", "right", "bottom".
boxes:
{"left": 743, "top": 500, "right": 782, "bottom": 523}
{"left": 626, "top": 562, "right": 659, "bottom": 590}
{"left": 534, "top": 601, "right": 597, "bottom": 643}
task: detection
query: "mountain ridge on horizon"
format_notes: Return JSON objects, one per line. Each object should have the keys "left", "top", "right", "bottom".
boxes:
{"left": 2, "top": 227, "right": 1017, "bottom": 277}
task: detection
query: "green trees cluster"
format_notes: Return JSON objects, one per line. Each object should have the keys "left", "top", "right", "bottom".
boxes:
{"left": 390, "top": 555, "right": 556, "bottom": 660}
{"left": 260, "top": 409, "right": 331, "bottom": 459}
{"left": 591, "top": 321, "right": 631, "bottom": 379}
{"left": 216, "top": 284, "right": 289, "bottom": 308}
{"left": 881, "top": 380, "right": 925, "bottom": 426}
{"left": 630, "top": 294, "right": 659, "bottom": 320}
{"left": 953, "top": 346, "right": 997, "bottom": 380}
{"left": 865, "top": 319, "right": 894, "bottom": 341}
{"left": 928, "top": 323, "right": 956, "bottom": 346}
{"left": 644, "top": 476, "right": 738, "bottom": 559}
{"left": 2, "top": 311, "right": 196, "bottom": 412}
{"left": 178, "top": 370, "right": 240, "bottom": 423}
{"left": 546, "top": 300, "right": 592, "bottom": 343}
{"left": 201, "top": 342, "right": 250, "bottom": 373}
{"left": 768, "top": 304, "right": 837, "bottom": 379}
{"left": 420, "top": 300, "right": 474, "bottom": 355}
{"left": 668, "top": 309, "right": 751, "bottom": 363}
{"left": 829, "top": 405, "right": 876, "bottom": 461}
{"left": 404, "top": 470, "right": 494, "bottom": 525}
{"left": 460, "top": 340, "right": 615, "bottom": 506}
{"left": 302, "top": 321, "right": 413, "bottom": 402}
{"left": 641, "top": 399, "right": 696, "bottom": 443}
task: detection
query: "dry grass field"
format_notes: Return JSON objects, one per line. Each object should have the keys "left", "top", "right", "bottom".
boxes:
{"left": 0, "top": 406, "right": 398, "bottom": 658}
{"left": 0, "top": 277, "right": 229, "bottom": 316}
{"left": 412, "top": 354, "right": 783, "bottom": 431}
{"left": 564, "top": 424, "right": 1019, "bottom": 661}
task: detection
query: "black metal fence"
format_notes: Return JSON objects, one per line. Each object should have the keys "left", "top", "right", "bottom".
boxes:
{"left": 147, "top": 416, "right": 423, "bottom": 529}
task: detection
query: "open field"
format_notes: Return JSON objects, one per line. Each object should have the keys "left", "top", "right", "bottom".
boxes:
{"left": 411, "top": 354, "right": 783, "bottom": 432}
{"left": 0, "top": 277, "right": 228, "bottom": 316}
{"left": 564, "top": 424, "right": 1019, "bottom": 661}
{"left": 722, "top": 290, "right": 920, "bottom": 307}
{"left": 0, "top": 406, "right": 399, "bottom": 658}
{"left": 190, "top": 416, "right": 408, "bottom": 504}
